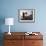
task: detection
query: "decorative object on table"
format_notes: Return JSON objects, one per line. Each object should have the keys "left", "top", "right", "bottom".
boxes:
{"left": 18, "top": 9, "right": 35, "bottom": 23}
{"left": 25, "top": 32, "right": 38, "bottom": 35}
{"left": 5, "top": 18, "right": 14, "bottom": 35}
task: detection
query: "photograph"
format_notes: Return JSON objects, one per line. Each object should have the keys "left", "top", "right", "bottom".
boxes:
{"left": 18, "top": 9, "right": 35, "bottom": 23}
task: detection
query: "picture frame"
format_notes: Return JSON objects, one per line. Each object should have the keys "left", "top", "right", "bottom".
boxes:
{"left": 18, "top": 9, "right": 35, "bottom": 23}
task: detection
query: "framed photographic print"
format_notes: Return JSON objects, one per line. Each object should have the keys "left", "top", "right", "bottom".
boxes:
{"left": 18, "top": 9, "right": 35, "bottom": 23}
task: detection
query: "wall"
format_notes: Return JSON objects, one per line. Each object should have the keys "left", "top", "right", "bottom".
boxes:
{"left": 0, "top": 0, "right": 46, "bottom": 46}
{"left": 0, "top": 0, "right": 46, "bottom": 32}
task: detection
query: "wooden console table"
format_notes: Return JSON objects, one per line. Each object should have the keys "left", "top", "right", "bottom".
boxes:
{"left": 4, "top": 32, "right": 43, "bottom": 46}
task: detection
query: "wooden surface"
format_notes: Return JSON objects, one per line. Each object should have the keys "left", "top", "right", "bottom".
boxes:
{"left": 24, "top": 40, "right": 43, "bottom": 46}
{"left": 4, "top": 32, "right": 43, "bottom": 46}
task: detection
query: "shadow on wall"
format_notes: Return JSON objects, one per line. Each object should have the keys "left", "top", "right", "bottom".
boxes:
{"left": 0, "top": 16, "right": 5, "bottom": 46}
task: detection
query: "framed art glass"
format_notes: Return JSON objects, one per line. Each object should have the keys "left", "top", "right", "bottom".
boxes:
{"left": 18, "top": 9, "right": 35, "bottom": 23}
